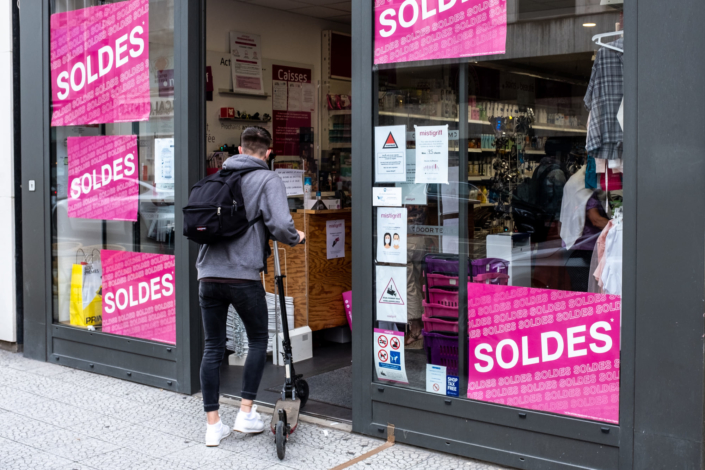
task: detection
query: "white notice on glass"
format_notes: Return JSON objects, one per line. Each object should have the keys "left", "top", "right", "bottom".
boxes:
{"left": 396, "top": 149, "right": 427, "bottom": 205}
{"left": 375, "top": 125, "right": 407, "bottom": 183}
{"left": 272, "top": 81, "right": 288, "bottom": 111}
{"left": 326, "top": 219, "right": 345, "bottom": 260}
{"left": 372, "top": 187, "right": 402, "bottom": 207}
{"left": 441, "top": 166, "right": 459, "bottom": 214}
{"left": 302, "top": 83, "right": 315, "bottom": 112}
{"left": 229, "top": 31, "right": 264, "bottom": 94}
{"left": 154, "top": 138, "right": 175, "bottom": 186}
{"left": 426, "top": 364, "right": 447, "bottom": 395}
{"left": 288, "top": 82, "right": 303, "bottom": 111}
{"left": 274, "top": 169, "right": 304, "bottom": 196}
{"left": 374, "top": 329, "right": 408, "bottom": 383}
{"left": 376, "top": 208, "right": 407, "bottom": 265}
{"left": 415, "top": 125, "right": 449, "bottom": 184}
{"left": 376, "top": 265, "right": 407, "bottom": 322}
{"left": 441, "top": 218, "right": 459, "bottom": 255}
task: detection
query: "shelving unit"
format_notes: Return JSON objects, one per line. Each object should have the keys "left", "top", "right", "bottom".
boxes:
{"left": 217, "top": 88, "right": 269, "bottom": 98}
{"left": 378, "top": 110, "right": 587, "bottom": 134}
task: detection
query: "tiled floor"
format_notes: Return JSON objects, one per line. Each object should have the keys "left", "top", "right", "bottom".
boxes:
{"left": 0, "top": 350, "right": 508, "bottom": 470}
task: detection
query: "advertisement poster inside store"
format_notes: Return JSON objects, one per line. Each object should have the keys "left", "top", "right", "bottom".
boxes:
{"left": 375, "top": 125, "right": 407, "bottom": 183}
{"left": 272, "top": 64, "right": 312, "bottom": 156}
{"left": 466, "top": 283, "right": 621, "bottom": 424}
{"left": 377, "top": 207, "right": 407, "bottom": 264}
{"left": 67, "top": 135, "right": 139, "bottom": 222}
{"left": 229, "top": 31, "right": 264, "bottom": 94}
{"left": 50, "top": 0, "right": 150, "bottom": 126}
{"left": 326, "top": 219, "right": 346, "bottom": 260}
{"left": 101, "top": 250, "right": 176, "bottom": 345}
{"left": 374, "top": 0, "right": 507, "bottom": 65}
{"left": 396, "top": 149, "right": 427, "bottom": 205}
{"left": 415, "top": 125, "right": 449, "bottom": 184}
{"left": 376, "top": 265, "right": 407, "bottom": 322}
{"left": 375, "top": 329, "right": 408, "bottom": 383}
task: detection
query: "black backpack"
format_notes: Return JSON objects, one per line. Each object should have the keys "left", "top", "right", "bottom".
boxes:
{"left": 182, "top": 168, "right": 263, "bottom": 244}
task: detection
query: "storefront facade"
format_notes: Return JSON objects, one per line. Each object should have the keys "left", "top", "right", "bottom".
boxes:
{"left": 19, "top": 0, "right": 705, "bottom": 468}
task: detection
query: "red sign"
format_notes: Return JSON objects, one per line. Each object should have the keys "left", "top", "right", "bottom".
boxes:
{"left": 378, "top": 335, "right": 388, "bottom": 348}
{"left": 378, "top": 350, "right": 389, "bottom": 362}
{"left": 271, "top": 64, "right": 312, "bottom": 156}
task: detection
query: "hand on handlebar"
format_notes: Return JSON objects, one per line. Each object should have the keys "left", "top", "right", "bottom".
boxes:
{"left": 297, "top": 230, "right": 306, "bottom": 244}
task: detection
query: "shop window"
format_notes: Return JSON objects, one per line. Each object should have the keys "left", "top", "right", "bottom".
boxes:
{"left": 50, "top": 0, "right": 177, "bottom": 345}
{"left": 373, "top": 0, "right": 624, "bottom": 425}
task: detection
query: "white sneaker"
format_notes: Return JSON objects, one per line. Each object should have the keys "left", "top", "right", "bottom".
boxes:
{"left": 205, "top": 420, "right": 231, "bottom": 447}
{"left": 233, "top": 405, "right": 265, "bottom": 434}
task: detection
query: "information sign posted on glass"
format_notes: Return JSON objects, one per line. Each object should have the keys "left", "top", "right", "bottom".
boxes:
{"left": 375, "top": 125, "right": 407, "bottom": 183}
{"left": 374, "top": 329, "right": 408, "bottom": 383}
{"left": 372, "top": 187, "right": 402, "bottom": 207}
{"left": 375, "top": 265, "right": 407, "bottom": 322}
{"left": 426, "top": 364, "right": 447, "bottom": 395}
{"left": 415, "top": 125, "right": 449, "bottom": 184}
{"left": 396, "top": 149, "right": 427, "bottom": 205}
{"left": 376, "top": 208, "right": 407, "bottom": 264}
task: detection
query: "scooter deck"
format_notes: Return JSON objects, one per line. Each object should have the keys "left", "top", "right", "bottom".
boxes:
{"left": 271, "top": 398, "right": 301, "bottom": 434}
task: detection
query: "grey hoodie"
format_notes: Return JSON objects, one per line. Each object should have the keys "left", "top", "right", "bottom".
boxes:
{"left": 196, "top": 155, "right": 300, "bottom": 281}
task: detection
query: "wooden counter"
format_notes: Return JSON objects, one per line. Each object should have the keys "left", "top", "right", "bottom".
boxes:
{"left": 263, "top": 208, "right": 351, "bottom": 331}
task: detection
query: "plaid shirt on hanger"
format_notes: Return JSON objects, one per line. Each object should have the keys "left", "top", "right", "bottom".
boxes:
{"left": 584, "top": 37, "right": 624, "bottom": 161}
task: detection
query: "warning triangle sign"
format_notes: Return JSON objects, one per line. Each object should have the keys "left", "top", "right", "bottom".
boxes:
{"left": 379, "top": 277, "right": 405, "bottom": 305}
{"left": 383, "top": 132, "right": 398, "bottom": 149}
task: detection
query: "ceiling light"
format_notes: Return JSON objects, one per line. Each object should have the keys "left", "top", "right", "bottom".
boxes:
{"left": 583, "top": 22, "right": 597, "bottom": 27}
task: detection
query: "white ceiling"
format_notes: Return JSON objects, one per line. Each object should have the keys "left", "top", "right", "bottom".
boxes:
{"left": 237, "top": 0, "right": 351, "bottom": 23}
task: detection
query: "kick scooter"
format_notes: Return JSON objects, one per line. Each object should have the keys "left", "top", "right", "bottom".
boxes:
{"left": 270, "top": 237, "right": 309, "bottom": 460}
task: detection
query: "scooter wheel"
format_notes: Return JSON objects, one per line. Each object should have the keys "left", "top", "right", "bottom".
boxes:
{"left": 296, "top": 379, "right": 309, "bottom": 409}
{"left": 275, "top": 420, "right": 287, "bottom": 460}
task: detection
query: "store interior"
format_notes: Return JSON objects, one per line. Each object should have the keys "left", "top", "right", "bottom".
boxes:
{"left": 204, "top": 0, "right": 623, "bottom": 420}
{"left": 205, "top": 0, "right": 354, "bottom": 420}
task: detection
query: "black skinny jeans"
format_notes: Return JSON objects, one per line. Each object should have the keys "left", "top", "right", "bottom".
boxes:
{"left": 199, "top": 280, "right": 269, "bottom": 412}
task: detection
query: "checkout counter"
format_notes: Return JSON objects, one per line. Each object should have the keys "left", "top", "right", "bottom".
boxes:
{"left": 263, "top": 208, "right": 352, "bottom": 331}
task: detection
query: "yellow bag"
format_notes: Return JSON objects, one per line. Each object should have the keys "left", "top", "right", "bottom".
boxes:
{"left": 69, "top": 261, "right": 103, "bottom": 327}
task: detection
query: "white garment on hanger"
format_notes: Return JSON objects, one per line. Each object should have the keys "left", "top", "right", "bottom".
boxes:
{"left": 596, "top": 158, "right": 607, "bottom": 174}
{"left": 608, "top": 158, "right": 623, "bottom": 173}
{"left": 560, "top": 165, "right": 594, "bottom": 249}
{"left": 601, "top": 224, "right": 623, "bottom": 295}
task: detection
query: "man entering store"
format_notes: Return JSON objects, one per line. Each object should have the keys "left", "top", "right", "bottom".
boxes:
{"left": 196, "top": 127, "right": 304, "bottom": 446}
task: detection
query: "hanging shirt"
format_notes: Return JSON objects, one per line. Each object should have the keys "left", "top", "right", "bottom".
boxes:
{"left": 560, "top": 166, "right": 594, "bottom": 250}
{"left": 585, "top": 38, "right": 624, "bottom": 161}
{"left": 601, "top": 224, "right": 623, "bottom": 295}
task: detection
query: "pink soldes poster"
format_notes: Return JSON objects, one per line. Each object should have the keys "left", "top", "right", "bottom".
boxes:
{"left": 101, "top": 250, "right": 175, "bottom": 345}
{"left": 50, "top": 0, "right": 150, "bottom": 127}
{"left": 67, "top": 135, "right": 139, "bottom": 222}
{"left": 374, "top": 0, "right": 507, "bottom": 65}
{"left": 467, "top": 283, "right": 621, "bottom": 424}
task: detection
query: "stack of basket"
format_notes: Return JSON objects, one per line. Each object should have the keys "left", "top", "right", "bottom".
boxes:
{"left": 421, "top": 255, "right": 510, "bottom": 376}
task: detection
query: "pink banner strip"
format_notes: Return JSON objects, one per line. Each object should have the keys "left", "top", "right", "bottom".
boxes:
{"left": 374, "top": 0, "right": 507, "bottom": 65}
{"left": 50, "top": 0, "right": 150, "bottom": 126}
{"left": 101, "top": 250, "right": 176, "bottom": 345}
{"left": 467, "top": 283, "right": 621, "bottom": 424}
{"left": 67, "top": 135, "right": 139, "bottom": 222}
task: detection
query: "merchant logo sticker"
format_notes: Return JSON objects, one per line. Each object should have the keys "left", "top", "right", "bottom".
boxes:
{"left": 379, "top": 278, "right": 404, "bottom": 305}
{"left": 383, "top": 132, "right": 398, "bottom": 149}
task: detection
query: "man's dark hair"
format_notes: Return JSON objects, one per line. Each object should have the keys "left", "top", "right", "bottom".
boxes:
{"left": 240, "top": 126, "right": 272, "bottom": 156}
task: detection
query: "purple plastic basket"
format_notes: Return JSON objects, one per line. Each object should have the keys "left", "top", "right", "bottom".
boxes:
{"left": 423, "top": 286, "right": 459, "bottom": 307}
{"left": 422, "top": 314, "right": 459, "bottom": 334}
{"left": 423, "top": 301, "right": 458, "bottom": 318}
{"left": 424, "top": 255, "right": 471, "bottom": 275}
{"left": 471, "top": 258, "right": 509, "bottom": 277}
{"left": 422, "top": 330, "right": 459, "bottom": 376}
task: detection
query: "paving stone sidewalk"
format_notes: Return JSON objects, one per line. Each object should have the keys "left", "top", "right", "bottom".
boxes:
{"left": 0, "top": 349, "right": 508, "bottom": 470}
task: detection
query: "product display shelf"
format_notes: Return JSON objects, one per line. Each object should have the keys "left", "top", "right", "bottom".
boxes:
{"left": 217, "top": 88, "right": 269, "bottom": 98}
{"left": 379, "top": 110, "right": 588, "bottom": 134}
{"left": 328, "top": 109, "right": 351, "bottom": 116}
